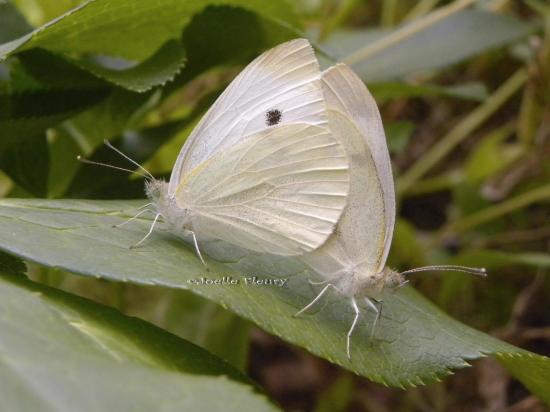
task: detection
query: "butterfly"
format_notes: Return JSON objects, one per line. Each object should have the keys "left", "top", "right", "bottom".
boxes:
{"left": 294, "top": 63, "right": 486, "bottom": 359}
{"left": 90, "top": 39, "right": 351, "bottom": 263}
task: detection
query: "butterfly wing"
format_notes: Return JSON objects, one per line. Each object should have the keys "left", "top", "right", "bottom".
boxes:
{"left": 304, "top": 64, "right": 395, "bottom": 276}
{"left": 175, "top": 123, "right": 350, "bottom": 255}
{"left": 168, "top": 38, "right": 328, "bottom": 197}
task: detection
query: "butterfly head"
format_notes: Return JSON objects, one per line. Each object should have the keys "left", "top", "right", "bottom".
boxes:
{"left": 362, "top": 269, "right": 404, "bottom": 299}
{"left": 145, "top": 179, "right": 172, "bottom": 221}
{"left": 145, "top": 178, "right": 167, "bottom": 204}
{"left": 332, "top": 263, "right": 405, "bottom": 299}
{"left": 380, "top": 267, "right": 407, "bottom": 291}
{"left": 145, "top": 178, "right": 193, "bottom": 231}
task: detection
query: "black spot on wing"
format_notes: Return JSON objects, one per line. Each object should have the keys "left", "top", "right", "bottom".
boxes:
{"left": 266, "top": 109, "right": 282, "bottom": 126}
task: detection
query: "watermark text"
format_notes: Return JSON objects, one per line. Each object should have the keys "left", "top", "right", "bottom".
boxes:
{"left": 187, "top": 276, "right": 288, "bottom": 287}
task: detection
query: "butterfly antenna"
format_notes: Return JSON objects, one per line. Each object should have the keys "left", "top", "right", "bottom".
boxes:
{"left": 76, "top": 156, "right": 150, "bottom": 179}
{"left": 103, "top": 139, "right": 155, "bottom": 180}
{"left": 399, "top": 265, "right": 487, "bottom": 277}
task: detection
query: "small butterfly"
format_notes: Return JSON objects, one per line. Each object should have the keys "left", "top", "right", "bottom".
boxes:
{"left": 81, "top": 39, "right": 351, "bottom": 264}
{"left": 294, "top": 63, "right": 486, "bottom": 359}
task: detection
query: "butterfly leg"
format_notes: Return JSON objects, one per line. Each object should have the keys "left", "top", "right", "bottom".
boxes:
{"left": 130, "top": 213, "right": 161, "bottom": 248}
{"left": 293, "top": 283, "right": 337, "bottom": 317}
{"left": 136, "top": 202, "right": 153, "bottom": 211}
{"left": 190, "top": 230, "right": 207, "bottom": 268}
{"left": 113, "top": 208, "right": 154, "bottom": 228}
{"left": 347, "top": 297, "right": 360, "bottom": 360}
{"left": 308, "top": 278, "right": 331, "bottom": 286}
{"left": 364, "top": 297, "right": 382, "bottom": 337}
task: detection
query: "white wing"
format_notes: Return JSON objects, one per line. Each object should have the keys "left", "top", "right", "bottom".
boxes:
{"left": 168, "top": 38, "right": 328, "bottom": 196}
{"left": 304, "top": 64, "right": 395, "bottom": 276}
{"left": 175, "top": 123, "right": 350, "bottom": 256}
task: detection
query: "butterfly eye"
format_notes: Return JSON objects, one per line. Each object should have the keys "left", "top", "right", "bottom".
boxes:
{"left": 266, "top": 109, "right": 282, "bottom": 126}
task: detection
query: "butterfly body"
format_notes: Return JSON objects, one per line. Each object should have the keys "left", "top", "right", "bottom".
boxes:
{"left": 136, "top": 39, "right": 353, "bottom": 257}
{"left": 329, "top": 265, "right": 404, "bottom": 300}
{"left": 294, "top": 63, "right": 485, "bottom": 359}
{"left": 293, "top": 64, "right": 404, "bottom": 358}
{"left": 92, "top": 39, "right": 485, "bottom": 360}
{"left": 145, "top": 179, "right": 193, "bottom": 236}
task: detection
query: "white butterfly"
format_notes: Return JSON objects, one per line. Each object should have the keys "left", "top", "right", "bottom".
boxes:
{"left": 295, "top": 64, "right": 486, "bottom": 359}
{"left": 134, "top": 39, "right": 350, "bottom": 261}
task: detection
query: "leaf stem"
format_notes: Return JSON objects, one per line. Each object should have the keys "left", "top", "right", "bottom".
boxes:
{"left": 319, "top": 0, "right": 361, "bottom": 41}
{"left": 342, "top": 0, "right": 478, "bottom": 65}
{"left": 403, "top": 0, "right": 440, "bottom": 22}
{"left": 437, "top": 183, "right": 550, "bottom": 239}
{"left": 404, "top": 171, "right": 463, "bottom": 196}
{"left": 381, "top": 0, "right": 399, "bottom": 26}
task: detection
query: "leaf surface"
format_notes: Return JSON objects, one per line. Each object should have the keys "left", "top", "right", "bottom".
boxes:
{"left": 321, "top": 10, "right": 533, "bottom": 81}
{"left": 0, "top": 268, "right": 278, "bottom": 411}
{"left": 0, "top": 199, "right": 548, "bottom": 402}
{"left": 0, "top": 0, "right": 301, "bottom": 61}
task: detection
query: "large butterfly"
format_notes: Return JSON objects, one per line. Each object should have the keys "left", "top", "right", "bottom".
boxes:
{"left": 146, "top": 39, "right": 350, "bottom": 257}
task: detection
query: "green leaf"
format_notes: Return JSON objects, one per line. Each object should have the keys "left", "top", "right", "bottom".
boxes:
{"left": 179, "top": 5, "right": 297, "bottom": 78}
{"left": 0, "top": 250, "right": 26, "bottom": 275}
{"left": 65, "top": 119, "right": 183, "bottom": 199}
{"left": 0, "top": 2, "right": 32, "bottom": 43}
{"left": 143, "top": 289, "right": 251, "bottom": 370}
{"left": 453, "top": 249, "right": 550, "bottom": 270}
{"left": 47, "top": 127, "right": 84, "bottom": 198}
{"left": 387, "top": 219, "right": 428, "bottom": 268}
{"left": 142, "top": 89, "right": 220, "bottom": 175}
{"left": 0, "top": 198, "right": 548, "bottom": 403}
{"left": 63, "top": 88, "right": 157, "bottom": 153}
{"left": 151, "top": 5, "right": 303, "bottom": 106}
{"left": 0, "top": 88, "right": 106, "bottom": 119}
{"left": 11, "top": 0, "right": 84, "bottom": 27}
{"left": 71, "top": 40, "right": 187, "bottom": 92}
{"left": 5, "top": 4, "right": 299, "bottom": 94}
{"left": 0, "top": 271, "right": 279, "bottom": 411}
{"left": 0, "top": 133, "right": 49, "bottom": 197}
{"left": 384, "top": 121, "right": 414, "bottom": 154}
{"left": 444, "top": 183, "right": 550, "bottom": 237}
{"left": 0, "top": 87, "right": 110, "bottom": 152}
{"left": 0, "top": 0, "right": 302, "bottom": 61}
{"left": 33, "top": 269, "right": 251, "bottom": 370}
{"left": 313, "top": 373, "right": 354, "bottom": 412}
{"left": 15, "top": 48, "right": 107, "bottom": 90}
{"left": 464, "top": 124, "right": 523, "bottom": 183}
{"left": 321, "top": 10, "right": 534, "bottom": 81}
{"left": 370, "top": 81, "right": 488, "bottom": 103}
